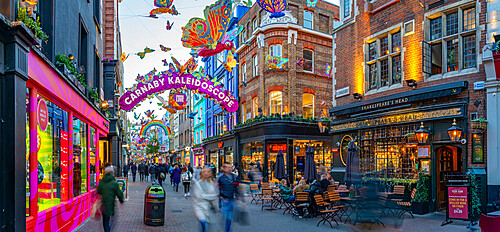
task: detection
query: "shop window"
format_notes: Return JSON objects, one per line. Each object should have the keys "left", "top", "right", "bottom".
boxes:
{"left": 89, "top": 127, "right": 97, "bottom": 190}
{"left": 269, "top": 45, "right": 282, "bottom": 57}
{"left": 303, "top": 49, "right": 314, "bottom": 72}
{"left": 252, "top": 97, "right": 258, "bottom": 118}
{"left": 241, "top": 141, "right": 264, "bottom": 178}
{"left": 267, "top": 143, "right": 287, "bottom": 182}
{"left": 293, "top": 140, "right": 333, "bottom": 182}
{"left": 37, "top": 96, "right": 68, "bottom": 212}
{"left": 269, "top": 91, "right": 282, "bottom": 115}
{"left": 73, "top": 118, "right": 88, "bottom": 197}
{"left": 302, "top": 93, "right": 314, "bottom": 118}
{"left": 253, "top": 55, "right": 258, "bottom": 77}
{"left": 304, "top": 10, "right": 313, "bottom": 29}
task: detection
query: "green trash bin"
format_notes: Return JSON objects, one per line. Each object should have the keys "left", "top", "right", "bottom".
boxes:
{"left": 144, "top": 184, "right": 166, "bottom": 226}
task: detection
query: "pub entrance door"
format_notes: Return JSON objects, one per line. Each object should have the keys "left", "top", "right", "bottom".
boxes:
{"left": 436, "top": 146, "right": 463, "bottom": 210}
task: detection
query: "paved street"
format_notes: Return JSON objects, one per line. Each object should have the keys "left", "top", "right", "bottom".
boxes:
{"left": 77, "top": 177, "right": 476, "bottom": 232}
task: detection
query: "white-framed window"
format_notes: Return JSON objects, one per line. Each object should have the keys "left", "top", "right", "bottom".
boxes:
{"left": 253, "top": 18, "right": 259, "bottom": 31}
{"left": 196, "top": 131, "right": 199, "bottom": 144}
{"left": 344, "top": 0, "right": 350, "bottom": 18}
{"left": 252, "top": 97, "right": 258, "bottom": 118}
{"left": 253, "top": 55, "right": 258, "bottom": 77}
{"left": 216, "top": 115, "right": 224, "bottom": 135}
{"left": 423, "top": 5, "right": 477, "bottom": 76}
{"left": 200, "top": 129, "right": 204, "bottom": 140}
{"left": 269, "top": 91, "right": 283, "bottom": 115}
{"left": 242, "top": 62, "right": 247, "bottom": 82}
{"left": 365, "top": 30, "right": 403, "bottom": 91}
{"left": 302, "top": 93, "right": 314, "bottom": 118}
{"left": 269, "top": 45, "right": 282, "bottom": 57}
{"left": 303, "top": 49, "right": 314, "bottom": 72}
{"left": 304, "top": 10, "right": 313, "bottom": 29}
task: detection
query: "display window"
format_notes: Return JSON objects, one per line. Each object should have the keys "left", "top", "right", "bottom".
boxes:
{"left": 293, "top": 140, "right": 332, "bottom": 181}
{"left": 37, "top": 95, "right": 68, "bottom": 212}
{"left": 209, "top": 150, "right": 218, "bottom": 170}
{"left": 241, "top": 141, "right": 263, "bottom": 176}
{"left": 73, "top": 118, "right": 87, "bottom": 196}
{"left": 224, "top": 147, "right": 234, "bottom": 165}
{"left": 89, "top": 127, "right": 97, "bottom": 190}
{"left": 267, "top": 143, "right": 287, "bottom": 182}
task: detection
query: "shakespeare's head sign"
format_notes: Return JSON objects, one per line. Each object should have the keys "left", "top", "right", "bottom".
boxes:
{"left": 119, "top": 72, "right": 239, "bottom": 112}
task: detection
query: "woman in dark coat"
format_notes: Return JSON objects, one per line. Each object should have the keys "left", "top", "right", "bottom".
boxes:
{"left": 97, "top": 166, "right": 124, "bottom": 232}
{"left": 172, "top": 165, "right": 182, "bottom": 192}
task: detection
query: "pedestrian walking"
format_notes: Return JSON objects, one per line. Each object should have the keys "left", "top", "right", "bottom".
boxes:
{"left": 193, "top": 165, "right": 202, "bottom": 181}
{"left": 192, "top": 167, "right": 218, "bottom": 232}
{"left": 169, "top": 164, "right": 175, "bottom": 186}
{"left": 139, "top": 163, "right": 145, "bottom": 182}
{"left": 145, "top": 163, "right": 149, "bottom": 182}
{"left": 123, "top": 164, "right": 129, "bottom": 178}
{"left": 172, "top": 165, "right": 181, "bottom": 192}
{"left": 150, "top": 164, "right": 156, "bottom": 182}
{"left": 131, "top": 163, "right": 137, "bottom": 182}
{"left": 97, "top": 165, "right": 124, "bottom": 232}
{"left": 217, "top": 162, "right": 240, "bottom": 232}
{"left": 158, "top": 164, "right": 167, "bottom": 187}
{"left": 182, "top": 166, "right": 192, "bottom": 197}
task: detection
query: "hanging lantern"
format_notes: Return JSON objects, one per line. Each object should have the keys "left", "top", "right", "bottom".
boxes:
{"left": 447, "top": 119, "right": 462, "bottom": 143}
{"left": 318, "top": 118, "right": 331, "bottom": 133}
{"left": 415, "top": 122, "right": 430, "bottom": 144}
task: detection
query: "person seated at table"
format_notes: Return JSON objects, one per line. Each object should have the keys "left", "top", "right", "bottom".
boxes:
{"left": 305, "top": 179, "right": 323, "bottom": 217}
{"left": 327, "top": 174, "right": 335, "bottom": 186}
{"left": 279, "top": 179, "right": 294, "bottom": 203}
{"left": 293, "top": 179, "right": 310, "bottom": 194}
{"left": 320, "top": 174, "right": 330, "bottom": 192}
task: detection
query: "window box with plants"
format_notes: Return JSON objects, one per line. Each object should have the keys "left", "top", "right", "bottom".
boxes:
{"left": 16, "top": 3, "right": 48, "bottom": 45}
{"left": 470, "top": 118, "right": 488, "bottom": 130}
{"left": 88, "top": 88, "right": 100, "bottom": 106}
{"left": 56, "top": 54, "right": 86, "bottom": 93}
{"left": 411, "top": 171, "right": 430, "bottom": 215}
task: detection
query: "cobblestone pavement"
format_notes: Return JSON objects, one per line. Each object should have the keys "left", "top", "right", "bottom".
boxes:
{"left": 77, "top": 177, "right": 476, "bottom": 232}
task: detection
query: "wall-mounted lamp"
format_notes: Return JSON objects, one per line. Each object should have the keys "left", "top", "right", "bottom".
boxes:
{"left": 405, "top": 79, "right": 418, "bottom": 89}
{"left": 352, "top": 93, "right": 363, "bottom": 101}
{"left": 447, "top": 119, "right": 463, "bottom": 143}
{"left": 68, "top": 54, "right": 74, "bottom": 60}
{"left": 100, "top": 101, "right": 109, "bottom": 109}
{"left": 415, "top": 122, "right": 430, "bottom": 144}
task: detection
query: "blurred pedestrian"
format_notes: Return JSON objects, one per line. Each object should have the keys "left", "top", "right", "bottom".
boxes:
{"left": 123, "top": 164, "right": 129, "bottom": 178}
{"left": 158, "top": 164, "right": 166, "bottom": 187}
{"left": 218, "top": 162, "right": 239, "bottom": 232}
{"left": 97, "top": 165, "right": 124, "bottom": 232}
{"left": 131, "top": 163, "right": 137, "bottom": 182}
{"left": 182, "top": 166, "right": 193, "bottom": 197}
{"left": 193, "top": 165, "right": 202, "bottom": 181}
{"left": 145, "top": 163, "right": 149, "bottom": 181}
{"left": 192, "top": 167, "right": 218, "bottom": 232}
{"left": 150, "top": 164, "right": 156, "bottom": 182}
{"left": 172, "top": 165, "right": 182, "bottom": 192}
{"left": 139, "top": 162, "right": 145, "bottom": 182}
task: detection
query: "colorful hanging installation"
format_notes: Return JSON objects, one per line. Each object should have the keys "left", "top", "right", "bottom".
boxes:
{"left": 266, "top": 55, "right": 289, "bottom": 69}
{"left": 165, "top": 20, "right": 174, "bottom": 30}
{"left": 160, "top": 45, "right": 171, "bottom": 52}
{"left": 144, "top": 110, "right": 155, "bottom": 118}
{"left": 306, "top": 0, "right": 317, "bottom": 8}
{"left": 136, "top": 47, "right": 155, "bottom": 59}
{"left": 257, "top": 0, "right": 287, "bottom": 18}
{"left": 237, "top": 0, "right": 253, "bottom": 7}
{"left": 168, "top": 89, "right": 188, "bottom": 110}
{"left": 120, "top": 53, "right": 129, "bottom": 62}
{"left": 181, "top": 0, "right": 235, "bottom": 57}
{"left": 325, "top": 63, "right": 332, "bottom": 77}
{"left": 150, "top": 0, "right": 179, "bottom": 17}
{"left": 140, "top": 120, "right": 173, "bottom": 137}
{"left": 296, "top": 58, "right": 305, "bottom": 67}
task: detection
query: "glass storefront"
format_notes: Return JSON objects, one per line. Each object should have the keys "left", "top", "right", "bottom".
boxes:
{"left": 267, "top": 143, "right": 287, "bottom": 182}
{"left": 89, "top": 128, "right": 96, "bottom": 190}
{"left": 209, "top": 149, "right": 218, "bottom": 170}
{"left": 37, "top": 95, "right": 67, "bottom": 212}
{"left": 293, "top": 140, "right": 333, "bottom": 181}
{"left": 224, "top": 147, "right": 234, "bottom": 165}
{"left": 241, "top": 141, "right": 264, "bottom": 175}
{"left": 72, "top": 118, "right": 87, "bottom": 196}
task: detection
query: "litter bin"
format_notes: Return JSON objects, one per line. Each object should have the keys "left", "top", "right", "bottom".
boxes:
{"left": 144, "top": 184, "right": 166, "bottom": 226}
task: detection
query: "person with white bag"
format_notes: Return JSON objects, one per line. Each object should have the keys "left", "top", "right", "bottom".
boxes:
{"left": 192, "top": 167, "right": 218, "bottom": 232}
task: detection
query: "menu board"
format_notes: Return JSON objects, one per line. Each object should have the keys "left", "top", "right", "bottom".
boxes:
{"left": 116, "top": 177, "right": 128, "bottom": 198}
{"left": 472, "top": 133, "right": 483, "bottom": 163}
{"left": 448, "top": 186, "right": 468, "bottom": 219}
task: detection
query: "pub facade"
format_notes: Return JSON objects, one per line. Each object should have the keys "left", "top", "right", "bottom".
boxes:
{"left": 331, "top": 0, "right": 489, "bottom": 212}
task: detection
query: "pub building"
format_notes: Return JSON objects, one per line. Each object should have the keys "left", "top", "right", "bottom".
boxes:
{"left": 203, "top": 133, "right": 237, "bottom": 172}
{"left": 328, "top": 81, "right": 486, "bottom": 211}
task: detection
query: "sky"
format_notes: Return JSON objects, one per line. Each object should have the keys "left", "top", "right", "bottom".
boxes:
{"left": 119, "top": 0, "right": 340, "bottom": 122}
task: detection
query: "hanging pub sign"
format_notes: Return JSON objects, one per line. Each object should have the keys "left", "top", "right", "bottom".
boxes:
{"left": 472, "top": 132, "right": 483, "bottom": 163}
{"left": 118, "top": 71, "right": 238, "bottom": 112}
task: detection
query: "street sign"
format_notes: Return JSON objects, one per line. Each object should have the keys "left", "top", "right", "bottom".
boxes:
{"left": 473, "top": 81, "right": 484, "bottom": 90}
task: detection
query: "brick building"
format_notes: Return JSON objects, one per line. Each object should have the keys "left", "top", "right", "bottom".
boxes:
{"left": 329, "top": 0, "right": 491, "bottom": 212}
{"left": 234, "top": 0, "right": 339, "bottom": 182}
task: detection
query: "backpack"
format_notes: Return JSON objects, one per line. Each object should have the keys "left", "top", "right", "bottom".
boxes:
{"left": 182, "top": 172, "right": 192, "bottom": 182}
{"left": 160, "top": 172, "right": 166, "bottom": 179}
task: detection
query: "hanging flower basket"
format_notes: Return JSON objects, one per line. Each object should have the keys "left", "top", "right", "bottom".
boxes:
{"left": 471, "top": 119, "right": 488, "bottom": 130}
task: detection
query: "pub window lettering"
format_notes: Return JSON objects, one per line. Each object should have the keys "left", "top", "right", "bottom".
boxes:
{"left": 365, "top": 30, "right": 402, "bottom": 91}
{"left": 423, "top": 5, "right": 477, "bottom": 76}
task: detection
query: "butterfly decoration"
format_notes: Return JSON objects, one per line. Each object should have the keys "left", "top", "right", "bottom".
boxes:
{"left": 136, "top": 47, "right": 155, "bottom": 59}
{"left": 237, "top": 0, "right": 253, "bottom": 7}
{"left": 306, "top": 0, "right": 317, "bottom": 8}
{"left": 189, "top": 50, "right": 200, "bottom": 58}
{"left": 217, "top": 51, "right": 237, "bottom": 72}
{"left": 266, "top": 55, "right": 289, "bottom": 69}
{"left": 187, "top": 112, "right": 198, "bottom": 119}
{"left": 257, "top": 0, "right": 287, "bottom": 18}
{"left": 160, "top": 45, "right": 171, "bottom": 52}
{"left": 134, "top": 112, "right": 140, "bottom": 120}
{"left": 325, "top": 63, "right": 332, "bottom": 77}
{"left": 171, "top": 56, "right": 198, "bottom": 74}
{"left": 166, "top": 20, "right": 174, "bottom": 30}
{"left": 297, "top": 58, "right": 305, "bottom": 67}
{"left": 194, "top": 94, "right": 200, "bottom": 100}
{"left": 181, "top": 0, "right": 234, "bottom": 57}
{"left": 192, "top": 67, "right": 207, "bottom": 80}
{"left": 120, "top": 53, "right": 129, "bottom": 62}
{"left": 150, "top": 0, "right": 179, "bottom": 17}
{"left": 242, "top": 81, "right": 248, "bottom": 87}
{"left": 144, "top": 110, "right": 155, "bottom": 118}
{"left": 140, "top": 119, "right": 148, "bottom": 125}
{"left": 162, "top": 59, "right": 169, "bottom": 66}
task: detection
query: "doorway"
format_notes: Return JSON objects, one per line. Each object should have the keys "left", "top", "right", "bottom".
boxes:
{"left": 436, "top": 146, "right": 463, "bottom": 210}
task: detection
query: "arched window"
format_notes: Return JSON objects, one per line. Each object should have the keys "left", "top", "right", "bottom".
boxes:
{"left": 269, "top": 91, "right": 283, "bottom": 115}
{"left": 302, "top": 93, "right": 314, "bottom": 118}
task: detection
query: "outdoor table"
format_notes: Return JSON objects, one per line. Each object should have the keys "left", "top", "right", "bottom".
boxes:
{"left": 336, "top": 189, "right": 350, "bottom": 197}
{"left": 487, "top": 211, "right": 500, "bottom": 216}
{"left": 340, "top": 197, "right": 358, "bottom": 224}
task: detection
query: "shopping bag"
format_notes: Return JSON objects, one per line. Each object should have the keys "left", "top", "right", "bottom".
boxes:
{"left": 90, "top": 199, "right": 102, "bottom": 221}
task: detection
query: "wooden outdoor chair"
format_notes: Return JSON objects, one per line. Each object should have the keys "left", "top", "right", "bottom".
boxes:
{"left": 397, "top": 188, "right": 416, "bottom": 219}
{"left": 261, "top": 188, "right": 274, "bottom": 210}
{"left": 314, "top": 195, "right": 339, "bottom": 228}
{"left": 327, "top": 185, "right": 336, "bottom": 193}
{"left": 292, "top": 192, "right": 310, "bottom": 219}
{"left": 250, "top": 184, "right": 261, "bottom": 204}
{"left": 338, "top": 185, "right": 347, "bottom": 190}
{"left": 261, "top": 182, "right": 270, "bottom": 189}
{"left": 390, "top": 185, "right": 406, "bottom": 202}
{"left": 327, "top": 191, "right": 349, "bottom": 221}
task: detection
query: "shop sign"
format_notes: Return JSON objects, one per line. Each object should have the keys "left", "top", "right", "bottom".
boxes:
{"left": 473, "top": 81, "right": 485, "bottom": 90}
{"left": 218, "top": 142, "right": 224, "bottom": 148}
{"left": 336, "top": 86, "right": 350, "bottom": 98}
{"left": 330, "top": 107, "right": 462, "bottom": 132}
{"left": 472, "top": 132, "right": 483, "bottom": 163}
{"left": 37, "top": 99, "right": 48, "bottom": 131}
{"left": 448, "top": 187, "right": 468, "bottom": 219}
{"left": 271, "top": 144, "right": 287, "bottom": 152}
{"left": 417, "top": 146, "right": 430, "bottom": 158}
{"left": 60, "top": 131, "right": 69, "bottom": 200}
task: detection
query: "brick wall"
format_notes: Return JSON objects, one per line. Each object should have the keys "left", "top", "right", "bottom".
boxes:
{"left": 103, "top": 0, "right": 115, "bottom": 59}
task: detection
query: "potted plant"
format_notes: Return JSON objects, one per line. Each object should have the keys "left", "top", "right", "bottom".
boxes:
{"left": 471, "top": 118, "right": 488, "bottom": 130}
{"left": 411, "top": 171, "right": 430, "bottom": 215}
{"left": 16, "top": 3, "right": 48, "bottom": 44}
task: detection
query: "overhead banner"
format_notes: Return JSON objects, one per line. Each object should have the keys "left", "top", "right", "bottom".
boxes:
{"left": 119, "top": 72, "right": 238, "bottom": 112}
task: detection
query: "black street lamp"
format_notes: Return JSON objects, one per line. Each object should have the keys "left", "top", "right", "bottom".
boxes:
{"left": 447, "top": 119, "right": 463, "bottom": 143}
{"left": 415, "top": 122, "right": 430, "bottom": 144}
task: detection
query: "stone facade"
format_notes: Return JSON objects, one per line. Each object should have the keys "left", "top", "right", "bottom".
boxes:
{"left": 237, "top": 0, "right": 339, "bottom": 120}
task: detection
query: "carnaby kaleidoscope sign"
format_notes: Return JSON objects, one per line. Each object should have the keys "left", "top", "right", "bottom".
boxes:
{"left": 119, "top": 72, "right": 239, "bottom": 112}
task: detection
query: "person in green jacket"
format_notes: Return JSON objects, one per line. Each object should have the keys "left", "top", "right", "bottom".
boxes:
{"left": 97, "top": 165, "right": 124, "bottom": 232}
{"left": 279, "top": 179, "right": 294, "bottom": 203}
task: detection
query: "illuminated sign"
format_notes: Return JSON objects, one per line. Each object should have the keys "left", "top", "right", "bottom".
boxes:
{"left": 218, "top": 142, "right": 224, "bottom": 148}
{"left": 270, "top": 144, "right": 287, "bottom": 152}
